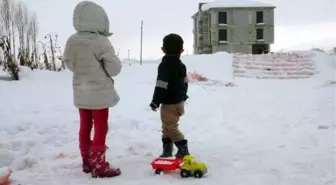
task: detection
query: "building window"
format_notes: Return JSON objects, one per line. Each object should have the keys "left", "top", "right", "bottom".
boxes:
{"left": 194, "top": 18, "right": 197, "bottom": 30}
{"left": 218, "top": 29, "right": 227, "bottom": 41}
{"left": 256, "top": 11, "right": 263, "bottom": 23}
{"left": 218, "top": 12, "right": 227, "bottom": 24}
{"left": 256, "top": 28, "right": 263, "bottom": 40}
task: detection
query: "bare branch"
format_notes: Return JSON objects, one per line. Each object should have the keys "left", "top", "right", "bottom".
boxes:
{"left": 29, "top": 12, "right": 39, "bottom": 68}
{"left": 1, "top": 0, "right": 14, "bottom": 53}
{"left": 14, "top": 1, "right": 27, "bottom": 53}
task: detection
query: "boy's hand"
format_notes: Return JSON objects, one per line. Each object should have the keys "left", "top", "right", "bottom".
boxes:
{"left": 149, "top": 102, "right": 159, "bottom": 112}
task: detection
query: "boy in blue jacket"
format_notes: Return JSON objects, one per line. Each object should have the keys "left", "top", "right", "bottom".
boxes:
{"left": 150, "top": 33, "right": 190, "bottom": 158}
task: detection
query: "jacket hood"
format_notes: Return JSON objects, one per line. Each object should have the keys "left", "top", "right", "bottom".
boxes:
{"left": 73, "top": 1, "right": 112, "bottom": 37}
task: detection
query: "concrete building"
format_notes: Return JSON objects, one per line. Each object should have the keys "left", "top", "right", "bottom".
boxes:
{"left": 192, "top": 1, "right": 276, "bottom": 55}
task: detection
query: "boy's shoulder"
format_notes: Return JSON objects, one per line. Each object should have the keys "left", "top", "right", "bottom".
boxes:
{"left": 158, "top": 57, "right": 169, "bottom": 66}
{"left": 158, "top": 59, "right": 168, "bottom": 71}
{"left": 178, "top": 59, "right": 187, "bottom": 70}
{"left": 180, "top": 60, "right": 186, "bottom": 67}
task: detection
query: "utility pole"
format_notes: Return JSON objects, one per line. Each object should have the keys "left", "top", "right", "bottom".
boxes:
{"left": 128, "top": 49, "right": 131, "bottom": 66}
{"left": 140, "top": 20, "right": 143, "bottom": 65}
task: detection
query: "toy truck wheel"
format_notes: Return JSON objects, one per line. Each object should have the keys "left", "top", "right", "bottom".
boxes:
{"left": 155, "top": 168, "right": 163, "bottom": 175}
{"left": 180, "top": 169, "right": 191, "bottom": 178}
{"left": 194, "top": 170, "right": 204, "bottom": 178}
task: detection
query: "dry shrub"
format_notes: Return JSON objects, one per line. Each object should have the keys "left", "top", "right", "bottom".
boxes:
{"left": 0, "top": 36, "right": 20, "bottom": 80}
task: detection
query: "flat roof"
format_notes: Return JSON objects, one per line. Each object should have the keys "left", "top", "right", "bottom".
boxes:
{"left": 201, "top": 0, "right": 276, "bottom": 11}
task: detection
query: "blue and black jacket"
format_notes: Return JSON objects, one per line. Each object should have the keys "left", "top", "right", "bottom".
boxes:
{"left": 150, "top": 55, "right": 189, "bottom": 109}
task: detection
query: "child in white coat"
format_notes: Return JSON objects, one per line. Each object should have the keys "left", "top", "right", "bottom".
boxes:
{"left": 63, "top": 1, "right": 122, "bottom": 178}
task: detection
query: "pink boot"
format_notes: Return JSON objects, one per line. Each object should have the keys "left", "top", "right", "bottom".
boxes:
{"left": 81, "top": 145, "right": 109, "bottom": 173}
{"left": 89, "top": 149, "right": 120, "bottom": 178}
{"left": 80, "top": 149, "right": 91, "bottom": 173}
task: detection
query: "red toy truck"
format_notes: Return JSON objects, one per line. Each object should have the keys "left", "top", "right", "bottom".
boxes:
{"left": 151, "top": 157, "right": 184, "bottom": 175}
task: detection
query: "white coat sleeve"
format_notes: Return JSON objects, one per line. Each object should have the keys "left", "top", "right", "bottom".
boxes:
{"left": 99, "top": 38, "right": 122, "bottom": 77}
{"left": 63, "top": 40, "right": 74, "bottom": 72}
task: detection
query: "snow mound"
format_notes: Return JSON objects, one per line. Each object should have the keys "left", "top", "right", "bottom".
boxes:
{"left": 182, "top": 52, "right": 234, "bottom": 83}
{"left": 233, "top": 51, "right": 317, "bottom": 79}
{"left": 201, "top": 0, "right": 275, "bottom": 11}
{"left": 312, "top": 51, "right": 336, "bottom": 79}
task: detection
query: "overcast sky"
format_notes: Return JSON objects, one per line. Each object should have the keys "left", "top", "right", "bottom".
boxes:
{"left": 20, "top": 0, "right": 336, "bottom": 59}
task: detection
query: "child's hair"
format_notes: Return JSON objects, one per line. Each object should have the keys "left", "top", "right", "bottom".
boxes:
{"left": 162, "top": 33, "right": 184, "bottom": 55}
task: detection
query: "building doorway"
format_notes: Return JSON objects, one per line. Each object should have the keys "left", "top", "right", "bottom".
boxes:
{"left": 252, "top": 44, "right": 269, "bottom": 54}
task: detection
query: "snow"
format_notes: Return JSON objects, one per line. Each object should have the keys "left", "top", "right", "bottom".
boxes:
{"left": 0, "top": 50, "right": 335, "bottom": 185}
{"left": 201, "top": 0, "right": 275, "bottom": 11}
{"left": 0, "top": 149, "right": 15, "bottom": 167}
{"left": 183, "top": 52, "right": 233, "bottom": 82}
{"left": 233, "top": 51, "right": 317, "bottom": 79}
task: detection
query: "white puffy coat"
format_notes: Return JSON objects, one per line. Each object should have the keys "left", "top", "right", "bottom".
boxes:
{"left": 63, "top": 1, "right": 122, "bottom": 109}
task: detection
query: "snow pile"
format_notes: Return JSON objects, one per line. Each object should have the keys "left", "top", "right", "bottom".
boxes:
{"left": 201, "top": 0, "right": 275, "bottom": 11}
{"left": 311, "top": 51, "right": 336, "bottom": 83}
{"left": 182, "top": 52, "right": 234, "bottom": 84}
{"left": 233, "top": 51, "right": 317, "bottom": 79}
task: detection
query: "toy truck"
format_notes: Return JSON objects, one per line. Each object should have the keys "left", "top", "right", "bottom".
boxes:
{"left": 150, "top": 157, "right": 184, "bottom": 175}
{"left": 180, "top": 155, "right": 207, "bottom": 178}
{"left": 150, "top": 155, "right": 207, "bottom": 178}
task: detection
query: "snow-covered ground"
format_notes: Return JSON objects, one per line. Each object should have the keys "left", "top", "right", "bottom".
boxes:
{"left": 0, "top": 50, "right": 335, "bottom": 185}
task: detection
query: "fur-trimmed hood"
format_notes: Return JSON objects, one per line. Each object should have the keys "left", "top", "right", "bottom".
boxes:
{"left": 73, "top": 1, "right": 112, "bottom": 37}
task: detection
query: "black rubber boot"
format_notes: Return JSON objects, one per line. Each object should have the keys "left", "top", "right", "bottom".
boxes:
{"left": 174, "top": 139, "right": 190, "bottom": 158}
{"left": 160, "top": 138, "right": 173, "bottom": 158}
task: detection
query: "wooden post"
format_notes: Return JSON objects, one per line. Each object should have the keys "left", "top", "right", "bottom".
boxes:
{"left": 128, "top": 49, "right": 131, "bottom": 66}
{"left": 140, "top": 20, "right": 143, "bottom": 65}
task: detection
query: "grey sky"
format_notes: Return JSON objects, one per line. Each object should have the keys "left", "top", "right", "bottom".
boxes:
{"left": 21, "top": 0, "right": 335, "bottom": 59}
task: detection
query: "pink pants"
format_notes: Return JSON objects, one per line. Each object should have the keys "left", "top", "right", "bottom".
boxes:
{"left": 79, "top": 108, "right": 109, "bottom": 152}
